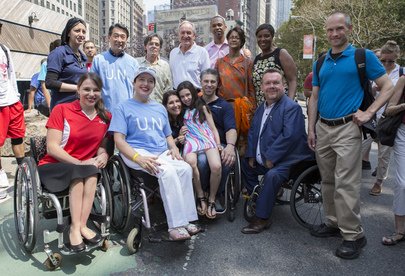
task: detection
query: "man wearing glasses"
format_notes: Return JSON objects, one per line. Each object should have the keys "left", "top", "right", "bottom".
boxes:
{"left": 91, "top": 23, "right": 139, "bottom": 111}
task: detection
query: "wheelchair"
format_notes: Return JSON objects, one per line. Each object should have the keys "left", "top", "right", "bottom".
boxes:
{"left": 243, "top": 159, "right": 324, "bottom": 229}
{"left": 105, "top": 154, "right": 169, "bottom": 254}
{"left": 13, "top": 136, "right": 111, "bottom": 270}
{"left": 197, "top": 148, "right": 242, "bottom": 222}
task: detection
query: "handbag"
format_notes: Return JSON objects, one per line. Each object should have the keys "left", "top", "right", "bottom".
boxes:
{"left": 376, "top": 111, "right": 404, "bottom": 146}
{"left": 376, "top": 88, "right": 405, "bottom": 147}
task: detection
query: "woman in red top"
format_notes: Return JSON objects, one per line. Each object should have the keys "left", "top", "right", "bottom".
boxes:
{"left": 38, "top": 72, "right": 110, "bottom": 252}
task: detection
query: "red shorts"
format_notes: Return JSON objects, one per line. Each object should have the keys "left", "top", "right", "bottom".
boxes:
{"left": 0, "top": 101, "right": 26, "bottom": 147}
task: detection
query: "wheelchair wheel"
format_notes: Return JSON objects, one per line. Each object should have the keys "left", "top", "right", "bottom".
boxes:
{"left": 243, "top": 184, "right": 260, "bottom": 222}
{"left": 91, "top": 169, "right": 112, "bottom": 230}
{"left": 127, "top": 226, "right": 142, "bottom": 255}
{"left": 232, "top": 150, "right": 241, "bottom": 204}
{"left": 14, "top": 157, "right": 39, "bottom": 253}
{"left": 44, "top": 252, "right": 62, "bottom": 271}
{"left": 290, "top": 165, "right": 323, "bottom": 229}
{"left": 106, "top": 155, "right": 131, "bottom": 233}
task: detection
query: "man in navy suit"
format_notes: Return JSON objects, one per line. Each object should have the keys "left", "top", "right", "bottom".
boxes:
{"left": 241, "top": 69, "right": 313, "bottom": 234}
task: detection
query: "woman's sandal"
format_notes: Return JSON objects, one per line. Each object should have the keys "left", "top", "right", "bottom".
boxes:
{"left": 382, "top": 232, "right": 405, "bottom": 246}
{"left": 206, "top": 201, "right": 217, "bottom": 219}
{"left": 186, "top": 223, "right": 201, "bottom": 235}
{"left": 168, "top": 227, "right": 191, "bottom": 241}
{"left": 197, "top": 197, "right": 207, "bottom": 216}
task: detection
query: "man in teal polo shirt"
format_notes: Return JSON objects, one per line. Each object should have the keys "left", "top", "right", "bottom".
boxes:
{"left": 307, "top": 11, "right": 393, "bottom": 259}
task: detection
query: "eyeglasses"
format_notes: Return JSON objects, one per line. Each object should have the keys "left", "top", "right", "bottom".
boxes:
{"left": 380, "top": 60, "right": 395, "bottom": 64}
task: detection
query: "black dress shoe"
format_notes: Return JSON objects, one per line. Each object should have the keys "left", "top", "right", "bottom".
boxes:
{"left": 83, "top": 233, "right": 102, "bottom": 245}
{"left": 335, "top": 236, "right": 367, "bottom": 259}
{"left": 65, "top": 242, "right": 86, "bottom": 253}
{"left": 310, "top": 223, "right": 341, "bottom": 238}
{"left": 241, "top": 217, "right": 271, "bottom": 234}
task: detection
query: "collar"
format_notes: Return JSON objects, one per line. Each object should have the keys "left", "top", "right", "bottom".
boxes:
{"left": 178, "top": 42, "right": 197, "bottom": 54}
{"left": 109, "top": 48, "right": 125, "bottom": 57}
{"left": 207, "top": 39, "right": 228, "bottom": 49}
{"left": 326, "top": 43, "right": 353, "bottom": 60}
{"left": 64, "top": 45, "right": 87, "bottom": 62}
{"left": 141, "top": 56, "right": 161, "bottom": 66}
{"left": 72, "top": 100, "right": 82, "bottom": 111}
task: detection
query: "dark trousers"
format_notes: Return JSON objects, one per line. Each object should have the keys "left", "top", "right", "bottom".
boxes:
{"left": 241, "top": 158, "right": 290, "bottom": 219}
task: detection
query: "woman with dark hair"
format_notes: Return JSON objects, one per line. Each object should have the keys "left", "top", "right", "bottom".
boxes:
{"left": 253, "top": 23, "right": 297, "bottom": 104}
{"left": 46, "top": 17, "right": 88, "bottom": 110}
{"left": 215, "top": 26, "right": 255, "bottom": 149}
{"left": 38, "top": 72, "right": 110, "bottom": 252}
{"left": 177, "top": 81, "right": 222, "bottom": 219}
{"left": 162, "top": 90, "right": 186, "bottom": 148}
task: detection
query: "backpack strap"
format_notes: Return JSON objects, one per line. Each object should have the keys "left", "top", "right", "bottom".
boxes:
{"left": 315, "top": 53, "right": 326, "bottom": 82}
{"left": 0, "top": 43, "right": 9, "bottom": 67}
{"left": 400, "top": 66, "right": 404, "bottom": 77}
{"left": 354, "top": 48, "right": 367, "bottom": 90}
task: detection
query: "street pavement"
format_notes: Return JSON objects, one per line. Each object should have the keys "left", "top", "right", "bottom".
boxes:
{"left": 1, "top": 103, "right": 405, "bottom": 275}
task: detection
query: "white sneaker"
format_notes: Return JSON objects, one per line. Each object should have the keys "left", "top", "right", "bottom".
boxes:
{"left": 0, "top": 169, "right": 9, "bottom": 188}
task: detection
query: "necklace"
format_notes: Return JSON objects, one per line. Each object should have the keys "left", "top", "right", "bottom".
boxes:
{"left": 76, "top": 53, "right": 83, "bottom": 68}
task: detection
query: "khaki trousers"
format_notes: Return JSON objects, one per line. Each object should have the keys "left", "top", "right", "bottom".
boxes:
{"left": 316, "top": 120, "right": 364, "bottom": 240}
{"left": 361, "top": 136, "right": 392, "bottom": 180}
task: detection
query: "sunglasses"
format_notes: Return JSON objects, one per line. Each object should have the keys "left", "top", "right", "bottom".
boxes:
{"left": 380, "top": 60, "right": 395, "bottom": 64}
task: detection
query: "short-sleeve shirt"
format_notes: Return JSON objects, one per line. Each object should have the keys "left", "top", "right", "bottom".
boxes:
{"left": 91, "top": 50, "right": 139, "bottom": 111}
{"left": 205, "top": 40, "right": 229, "bottom": 69}
{"left": 37, "top": 61, "right": 47, "bottom": 82}
{"left": 207, "top": 97, "right": 236, "bottom": 144}
{"left": 137, "top": 56, "right": 172, "bottom": 102}
{"left": 38, "top": 100, "right": 110, "bottom": 166}
{"left": 169, "top": 43, "right": 210, "bottom": 89}
{"left": 312, "top": 44, "right": 385, "bottom": 119}
{"left": 47, "top": 45, "right": 88, "bottom": 107}
{"left": 109, "top": 98, "right": 171, "bottom": 155}
{"left": 30, "top": 72, "right": 45, "bottom": 106}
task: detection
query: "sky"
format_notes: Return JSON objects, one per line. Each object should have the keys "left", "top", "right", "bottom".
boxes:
{"left": 144, "top": 0, "right": 170, "bottom": 13}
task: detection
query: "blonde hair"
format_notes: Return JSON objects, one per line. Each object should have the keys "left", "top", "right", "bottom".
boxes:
{"left": 381, "top": 40, "right": 400, "bottom": 59}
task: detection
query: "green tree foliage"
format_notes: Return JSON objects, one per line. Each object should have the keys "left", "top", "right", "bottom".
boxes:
{"left": 275, "top": 0, "right": 405, "bottom": 93}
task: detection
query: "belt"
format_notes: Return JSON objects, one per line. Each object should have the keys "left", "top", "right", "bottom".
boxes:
{"left": 320, "top": 115, "right": 353, "bottom": 126}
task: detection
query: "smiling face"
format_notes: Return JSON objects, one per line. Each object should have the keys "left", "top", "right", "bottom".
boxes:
{"left": 179, "top": 22, "right": 195, "bottom": 51}
{"left": 178, "top": 88, "right": 193, "bottom": 107}
{"left": 68, "top": 23, "right": 86, "bottom": 47}
{"left": 109, "top": 27, "right": 128, "bottom": 54}
{"left": 325, "top": 13, "right": 352, "bottom": 52}
{"left": 165, "top": 94, "right": 182, "bottom": 118}
{"left": 77, "top": 78, "right": 101, "bottom": 108}
{"left": 228, "top": 30, "right": 241, "bottom": 50}
{"left": 256, "top": 28, "right": 273, "bottom": 53}
{"left": 261, "top": 71, "right": 284, "bottom": 105}
{"left": 210, "top": 17, "right": 226, "bottom": 42}
{"left": 201, "top": 73, "right": 218, "bottom": 98}
{"left": 134, "top": 73, "right": 155, "bottom": 101}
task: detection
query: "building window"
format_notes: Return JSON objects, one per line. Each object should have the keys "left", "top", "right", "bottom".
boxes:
{"left": 57, "top": 7, "right": 60, "bottom": 12}
{"left": 52, "top": 4, "right": 55, "bottom": 10}
{"left": 62, "top": 9, "right": 64, "bottom": 14}
{"left": 62, "top": 0, "right": 64, "bottom": 4}
{"left": 46, "top": 1, "right": 50, "bottom": 9}
{"left": 74, "top": 3, "right": 76, "bottom": 12}
{"left": 40, "top": 0, "right": 44, "bottom": 5}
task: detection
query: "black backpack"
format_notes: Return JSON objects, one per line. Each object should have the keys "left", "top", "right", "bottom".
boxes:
{"left": 316, "top": 48, "right": 377, "bottom": 138}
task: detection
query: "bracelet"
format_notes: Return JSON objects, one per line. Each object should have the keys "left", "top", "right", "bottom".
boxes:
{"left": 132, "top": 152, "right": 139, "bottom": 162}
{"left": 227, "top": 143, "right": 235, "bottom": 147}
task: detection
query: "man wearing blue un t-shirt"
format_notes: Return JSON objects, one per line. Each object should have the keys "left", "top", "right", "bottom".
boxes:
{"left": 91, "top": 23, "right": 138, "bottom": 111}
{"left": 307, "top": 12, "right": 393, "bottom": 260}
